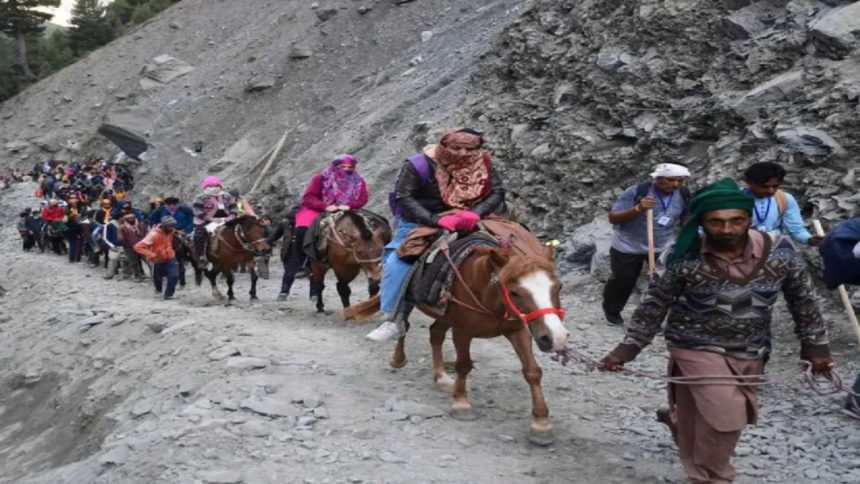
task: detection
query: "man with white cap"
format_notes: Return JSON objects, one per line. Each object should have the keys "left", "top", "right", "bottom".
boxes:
{"left": 602, "top": 162, "right": 692, "bottom": 325}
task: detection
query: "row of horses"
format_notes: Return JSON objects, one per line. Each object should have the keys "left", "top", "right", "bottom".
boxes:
{"left": 193, "top": 211, "right": 570, "bottom": 446}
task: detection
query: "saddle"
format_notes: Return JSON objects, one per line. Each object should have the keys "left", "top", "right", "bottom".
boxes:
{"left": 205, "top": 219, "right": 227, "bottom": 255}
{"left": 395, "top": 218, "right": 547, "bottom": 318}
{"left": 405, "top": 232, "right": 501, "bottom": 317}
{"left": 303, "top": 209, "right": 392, "bottom": 262}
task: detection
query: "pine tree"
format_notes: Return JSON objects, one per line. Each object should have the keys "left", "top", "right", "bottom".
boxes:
{"left": 68, "top": 0, "right": 114, "bottom": 56}
{"left": 0, "top": 0, "right": 61, "bottom": 78}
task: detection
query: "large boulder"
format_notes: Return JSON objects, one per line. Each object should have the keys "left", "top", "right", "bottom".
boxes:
{"left": 775, "top": 126, "right": 846, "bottom": 157}
{"left": 142, "top": 55, "right": 195, "bottom": 84}
{"left": 732, "top": 70, "right": 804, "bottom": 120}
{"left": 98, "top": 107, "right": 157, "bottom": 160}
{"left": 810, "top": 2, "right": 860, "bottom": 59}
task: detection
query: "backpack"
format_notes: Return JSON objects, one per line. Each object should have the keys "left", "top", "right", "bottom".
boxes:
{"left": 633, "top": 182, "right": 692, "bottom": 210}
{"left": 388, "top": 154, "right": 431, "bottom": 217}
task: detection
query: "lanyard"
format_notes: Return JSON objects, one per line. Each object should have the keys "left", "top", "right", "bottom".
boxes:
{"left": 752, "top": 197, "right": 771, "bottom": 225}
{"left": 654, "top": 183, "right": 674, "bottom": 211}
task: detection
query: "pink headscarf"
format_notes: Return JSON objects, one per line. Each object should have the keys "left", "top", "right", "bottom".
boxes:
{"left": 202, "top": 175, "right": 223, "bottom": 189}
{"left": 320, "top": 155, "right": 363, "bottom": 206}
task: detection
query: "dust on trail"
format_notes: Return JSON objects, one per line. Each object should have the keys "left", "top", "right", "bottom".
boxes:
{"left": 1, "top": 183, "right": 858, "bottom": 484}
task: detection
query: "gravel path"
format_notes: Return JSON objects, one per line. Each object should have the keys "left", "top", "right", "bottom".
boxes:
{"left": 0, "top": 183, "right": 857, "bottom": 484}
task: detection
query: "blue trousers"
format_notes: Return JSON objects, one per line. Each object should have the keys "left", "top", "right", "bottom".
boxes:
{"left": 380, "top": 220, "right": 418, "bottom": 314}
{"left": 153, "top": 259, "right": 179, "bottom": 298}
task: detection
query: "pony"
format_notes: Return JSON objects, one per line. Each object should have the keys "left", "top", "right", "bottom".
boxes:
{"left": 346, "top": 242, "right": 570, "bottom": 446}
{"left": 194, "top": 215, "right": 269, "bottom": 301}
{"left": 310, "top": 211, "right": 390, "bottom": 313}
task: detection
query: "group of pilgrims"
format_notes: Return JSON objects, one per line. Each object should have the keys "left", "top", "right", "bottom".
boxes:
{"left": 13, "top": 127, "right": 860, "bottom": 483}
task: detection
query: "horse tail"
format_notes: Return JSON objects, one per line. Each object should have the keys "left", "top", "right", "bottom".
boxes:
{"left": 343, "top": 294, "right": 380, "bottom": 321}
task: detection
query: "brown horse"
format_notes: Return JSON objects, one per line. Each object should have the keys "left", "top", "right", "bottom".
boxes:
{"left": 346, "top": 242, "right": 570, "bottom": 446}
{"left": 194, "top": 215, "right": 269, "bottom": 301}
{"left": 310, "top": 211, "right": 390, "bottom": 313}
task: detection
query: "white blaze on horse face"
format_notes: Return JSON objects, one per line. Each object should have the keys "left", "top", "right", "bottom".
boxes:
{"left": 517, "top": 270, "right": 570, "bottom": 351}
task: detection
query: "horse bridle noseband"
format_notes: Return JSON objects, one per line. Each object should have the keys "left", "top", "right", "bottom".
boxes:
{"left": 219, "top": 222, "right": 267, "bottom": 253}
{"left": 440, "top": 239, "right": 565, "bottom": 326}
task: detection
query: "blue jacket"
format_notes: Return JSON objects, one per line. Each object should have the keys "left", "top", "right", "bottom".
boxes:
{"left": 819, "top": 218, "right": 860, "bottom": 289}
{"left": 149, "top": 204, "right": 194, "bottom": 232}
{"left": 111, "top": 200, "right": 144, "bottom": 221}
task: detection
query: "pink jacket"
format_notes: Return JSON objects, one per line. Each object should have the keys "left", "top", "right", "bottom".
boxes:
{"left": 295, "top": 173, "right": 368, "bottom": 227}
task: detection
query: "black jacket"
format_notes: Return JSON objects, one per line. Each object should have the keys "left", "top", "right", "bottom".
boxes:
{"left": 393, "top": 155, "right": 506, "bottom": 226}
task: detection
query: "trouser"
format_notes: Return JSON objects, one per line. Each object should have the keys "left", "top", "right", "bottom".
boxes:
{"left": 669, "top": 348, "right": 762, "bottom": 484}
{"left": 380, "top": 220, "right": 419, "bottom": 315}
{"left": 123, "top": 247, "right": 143, "bottom": 278}
{"left": 67, "top": 233, "right": 83, "bottom": 262}
{"left": 21, "top": 233, "right": 36, "bottom": 251}
{"left": 193, "top": 224, "right": 208, "bottom": 260}
{"left": 280, "top": 227, "right": 308, "bottom": 296}
{"left": 602, "top": 248, "right": 653, "bottom": 315}
{"left": 104, "top": 250, "right": 125, "bottom": 279}
{"left": 847, "top": 373, "right": 860, "bottom": 414}
{"left": 153, "top": 259, "right": 179, "bottom": 298}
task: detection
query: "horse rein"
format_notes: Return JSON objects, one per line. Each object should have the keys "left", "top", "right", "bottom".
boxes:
{"left": 439, "top": 238, "right": 565, "bottom": 326}
{"left": 326, "top": 221, "right": 383, "bottom": 265}
{"left": 218, "top": 222, "right": 267, "bottom": 253}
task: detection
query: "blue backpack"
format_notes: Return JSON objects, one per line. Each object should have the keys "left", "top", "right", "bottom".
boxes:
{"left": 388, "top": 154, "right": 431, "bottom": 217}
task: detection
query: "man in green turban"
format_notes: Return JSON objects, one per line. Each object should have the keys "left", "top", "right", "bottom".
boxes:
{"left": 599, "top": 178, "right": 834, "bottom": 483}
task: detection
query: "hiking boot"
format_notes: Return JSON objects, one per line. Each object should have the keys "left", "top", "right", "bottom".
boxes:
{"left": 366, "top": 321, "right": 403, "bottom": 342}
{"left": 604, "top": 311, "right": 624, "bottom": 326}
{"left": 656, "top": 407, "right": 679, "bottom": 446}
{"left": 277, "top": 292, "right": 288, "bottom": 301}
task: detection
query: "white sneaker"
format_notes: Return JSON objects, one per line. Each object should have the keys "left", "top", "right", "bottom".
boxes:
{"left": 366, "top": 321, "right": 402, "bottom": 342}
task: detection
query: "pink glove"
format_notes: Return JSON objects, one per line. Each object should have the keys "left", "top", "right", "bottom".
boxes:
{"left": 457, "top": 211, "right": 480, "bottom": 231}
{"left": 437, "top": 215, "right": 459, "bottom": 232}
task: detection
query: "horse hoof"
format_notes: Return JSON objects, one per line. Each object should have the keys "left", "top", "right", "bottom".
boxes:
{"left": 450, "top": 406, "right": 478, "bottom": 421}
{"left": 389, "top": 357, "right": 407, "bottom": 369}
{"left": 434, "top": 374, "right": 455, "bottom": 393}
{"left": 528, "top": 425, "right": 555, "bottom": 447}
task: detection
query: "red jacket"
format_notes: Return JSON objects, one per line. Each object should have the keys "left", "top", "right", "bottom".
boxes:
{"left": 41, "top": 206, "right": 65, "bottom": 222}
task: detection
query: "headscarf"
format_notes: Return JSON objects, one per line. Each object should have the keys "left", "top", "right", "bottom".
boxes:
{"left": 202, "top": 175, "right": 223, "bottom": 189}
{"left": 432, "top": 128, "right": 491, "bottom": 209}
{"left": 320, "top": 154, "right": 364, "bottom": 206}
{"left": 650, "top": 163, "right": 691, "bottom": 179}
{"left": 668, "top": 178, "right": 755, "bottom": 265}
{"left": 160, "top": 216, "right": 177, "bottom": 228}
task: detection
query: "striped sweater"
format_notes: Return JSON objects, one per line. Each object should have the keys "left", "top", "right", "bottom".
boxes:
{"left": 613, "top": 234, "right": 829, "bottom": 361}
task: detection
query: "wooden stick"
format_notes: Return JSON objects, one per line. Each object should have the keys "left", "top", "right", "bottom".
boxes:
{"left": 646, "top": 208, "right": 656, "bottom": 275}
{"left": 812, "top": 219, "right": 860, "bottom": 345}
{"left": 249, "top": 128, "right": 290, "bottom": 195}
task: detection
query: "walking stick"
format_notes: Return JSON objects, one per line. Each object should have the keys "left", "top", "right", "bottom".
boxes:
{"left": 812, "top": 220, "right": 860, "bottom": 345}
{"left": 646, "top": 208, "right": 656, "bottom": 275}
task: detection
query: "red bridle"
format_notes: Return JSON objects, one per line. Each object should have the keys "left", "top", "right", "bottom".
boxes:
{"left": 500, "top": 282, "right": 566, "bottom": 326}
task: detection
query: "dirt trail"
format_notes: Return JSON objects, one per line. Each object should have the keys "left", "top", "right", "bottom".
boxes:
{"left": 1, "top": 183, "right": 858, "bottom": 484}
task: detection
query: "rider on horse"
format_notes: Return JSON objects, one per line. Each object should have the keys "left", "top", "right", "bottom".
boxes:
{"left": 276, "top": 154, "right": 368, "bottom": 301}
{"left": 366, "top": 128, "right": 506, "bottom": 342}
{"left": 192, "top": 176, "right": 238, "bottom": 269}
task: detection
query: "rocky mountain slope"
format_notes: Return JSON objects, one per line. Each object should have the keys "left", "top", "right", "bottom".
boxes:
{"left": 1, "top": 0, "right": 524, "bottom": 215}
{"left": 2, "top": 1, "right": 860, "bottom": 483}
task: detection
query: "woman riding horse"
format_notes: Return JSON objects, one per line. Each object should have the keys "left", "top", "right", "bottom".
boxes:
{"left": 366, "top": 128, "right": 505, "bottom": 341}
{"left": 277, "top": 154, "right": 368, "bottom": 301}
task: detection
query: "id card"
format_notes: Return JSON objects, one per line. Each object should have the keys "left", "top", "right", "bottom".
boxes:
{"left": 657, "top": 215, "right": 673, "bottom": 226}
